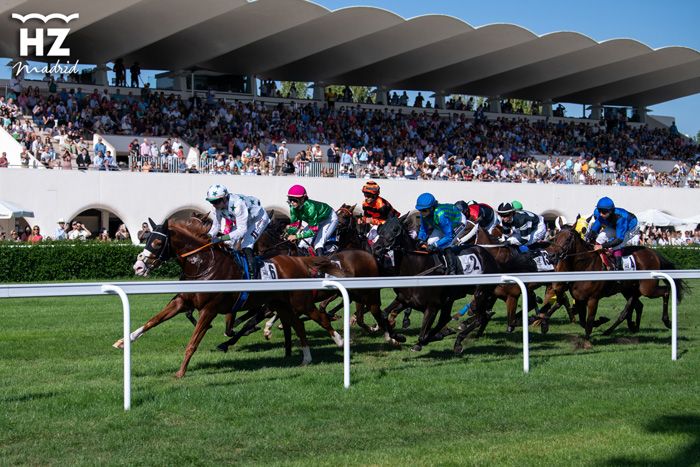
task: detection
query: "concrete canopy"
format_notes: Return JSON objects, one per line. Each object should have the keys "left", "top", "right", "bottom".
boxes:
{"left": 2, "top": 0, "right": 699, "bottom": 106}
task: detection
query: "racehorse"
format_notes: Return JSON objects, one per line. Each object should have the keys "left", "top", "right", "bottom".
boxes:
{"left": 116, "top": 217, "right": 346, "bottom": 377}
{"left": 544, "top": 226, "right": 688, "bottom": 340}
{"left": 371, "top": 217, "right": 500, "bottom": 352}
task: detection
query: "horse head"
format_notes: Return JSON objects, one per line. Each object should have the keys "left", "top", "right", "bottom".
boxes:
{"left": 134, "top": 218, "right": 171, "bottom": 276}
{"left": 371, "top": 216, "right": 405, "bottom": 257}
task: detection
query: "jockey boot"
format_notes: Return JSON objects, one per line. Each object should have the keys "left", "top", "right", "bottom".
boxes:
{"left": 315, "top": 247, "right": 325, "bottom": 257}
{"left": 444, "top": 248, "right": 459, "bottom": 275}
{"left": 614, "top": 254, "right": 623, "bottom": 271}
{"left": 243, "top": 247, "right": 257, "bottom": 279}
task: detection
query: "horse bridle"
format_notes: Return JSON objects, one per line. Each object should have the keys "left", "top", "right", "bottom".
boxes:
{"left": 138, "top": 229, "right": 171, "bottom": 271}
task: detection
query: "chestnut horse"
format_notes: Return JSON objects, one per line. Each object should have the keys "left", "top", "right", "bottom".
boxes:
{"left": 543, "top": 227, "right": 688, "bottom": 340}
{"left": 116, "top": 217, "right": 345, "bottom": 377}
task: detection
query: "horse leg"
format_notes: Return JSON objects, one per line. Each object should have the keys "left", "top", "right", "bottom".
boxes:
{"left": 401, "top": 308, "right": 412, "bottom": 330}
{"left": 413, "top": 304, "right": 439, "bottom": 352}
{"left": 426, "top": 301, "right": 455, "bottom": 343}
{"left": 584, "top": 298, "right": 600, "bottom": 341}
{"left": 278, "top": 305, "right": 311, "bottom": 365}
{"left": 175, "top": 307, "right": 217, "bottom": 378}
{"left": 216, "top": 307, "right": 267, "bottom": 352}
{"left": 113, "top": 294, "right": 192, "bottom": 349}
{"left": 382, "top": 298, "right": 404, "bottom": 328}
{"left": 263, "top": 312, "right": 278, "bottom": 340}
{"left": 631, "top": 298, "right": 644, "bottom": 333}
{"left": 505, "top": 295, "right": 518, "bottom": 333}
{"left": 602, "top": 295, "right": 637, "bottom": 336}
{"left": 639, "top": 278, "right": 671, "bottom": 329}
{"left": 353, "top": 302, "right": 373, "bottom": 334}
{"left": 304, "top": 303, "right": 343, "bottom": 347}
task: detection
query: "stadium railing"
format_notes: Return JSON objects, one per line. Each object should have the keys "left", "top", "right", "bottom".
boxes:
{"left": 2, "top": 269, "right": 699, "bottom": 411}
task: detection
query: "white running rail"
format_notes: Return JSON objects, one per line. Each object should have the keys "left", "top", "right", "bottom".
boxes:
{"left": 2, "top": 269, "right": 698, "bottom": 411}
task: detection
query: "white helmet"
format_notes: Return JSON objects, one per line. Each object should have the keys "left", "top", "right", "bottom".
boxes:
{"left": 206, "top": 184, "right": 229, "bottom": 202}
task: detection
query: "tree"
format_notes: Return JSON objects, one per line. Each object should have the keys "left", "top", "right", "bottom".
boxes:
{"left": 278, "top": 81, "right": 309, "bottom": 99}
{"left": 325, "top": 85, "right": 374, "bottom": 103}
{"left": 696, "top": 130, "right": 700, "bottom": 143}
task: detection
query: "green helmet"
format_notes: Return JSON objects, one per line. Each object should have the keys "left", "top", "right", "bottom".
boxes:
{"left": 511, "top": 200, "right": 523, "bottom": 210}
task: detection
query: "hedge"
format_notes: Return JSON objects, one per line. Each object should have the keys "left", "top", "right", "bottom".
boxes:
{"left": 0, "top": 241, "right": 180, "bottom": 283}
{"left": 0, "top": 242, "right": 697, "bottom": 283}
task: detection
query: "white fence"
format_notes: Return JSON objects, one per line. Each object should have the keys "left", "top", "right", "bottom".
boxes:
{"left": 2, "top": 269, "right": 699, "bottom": 411}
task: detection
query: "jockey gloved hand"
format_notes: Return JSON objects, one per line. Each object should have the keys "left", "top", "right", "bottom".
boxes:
{"left": 506, "top": 236, "right": 521, "bottom": 246}
{"left": 286, "top": 234, "right": 297, "bottom": 242}
{"left": 211, "top": 235, "right": 227, "bottom": 245}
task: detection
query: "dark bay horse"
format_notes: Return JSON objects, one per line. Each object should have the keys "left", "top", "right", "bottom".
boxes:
{"left": 543, "top": 227, "right": 688, "bottom": 340}
{"left": 117, "top": 217, "right": 345, "bottom": 377}
{"left": 371, "top": 217, "right": 500, "bottom": 352}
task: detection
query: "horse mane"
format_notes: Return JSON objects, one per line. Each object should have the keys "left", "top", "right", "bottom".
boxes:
{"left": 168, "top": 217, "right": 212, "bottom": 245}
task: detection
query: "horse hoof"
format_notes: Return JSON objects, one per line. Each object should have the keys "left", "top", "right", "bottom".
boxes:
{"left": 216, "top": 344, "right": 228, "bottom": 353}
{"left": 224, "top": 331, "right": 234, "bottom": 338}
{"left": 174, "top": 371, "right": 185, "bottom": 379}
{"left": 112, "top": 339, "right": 124, "bottom": 349}
{"left": 402, "top": 318, "right": 411, "bottom": 330}
{"left": 300, "top": 359, "right": 311, "bottom": 367}
{"left": 540, "top": 320, "right": 549, "bottom": 335}
{"left": 411, "top": 344, "right": 422, "bottom": 352}
{"left": 393, "top": 333, "right": 406, "bottom": 343}
{"left": 662, "top": 318, "right": 671, "bottom": 329}
{"left": 506, "top": 325, "right": 515, "bottom": 334}
{"left": 453, "top": 344, "right": 463, "bottom": 355}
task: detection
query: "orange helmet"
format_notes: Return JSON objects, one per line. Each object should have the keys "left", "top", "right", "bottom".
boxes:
{"left": 362, "top": 181, "right": 380, "bottom": 197}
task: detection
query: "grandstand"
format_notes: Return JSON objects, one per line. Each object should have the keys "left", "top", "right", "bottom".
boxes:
{"left": 1, "top": 0, "right": 700, "bottom": 241}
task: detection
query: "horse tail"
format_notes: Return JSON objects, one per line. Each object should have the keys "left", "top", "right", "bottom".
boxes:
{"left": 655, "top": 252, "right": 690, "bottom": 303}
{"left": 309, "top": 256, "right": 348, "bottom": 278}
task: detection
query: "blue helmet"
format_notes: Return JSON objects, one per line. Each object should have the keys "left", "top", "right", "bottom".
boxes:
{"left": 596, "top": 197, "right": 615, "bottom": 211}
{"left": 416, "top": 193, "right": 438, "bottom": 210}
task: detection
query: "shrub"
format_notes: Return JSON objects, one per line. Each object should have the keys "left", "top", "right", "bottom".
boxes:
{"left": 0, "top": 241, "right": 180, "bottom": 283}
{"left": 652, "top": 246, "right": 700, "bottom": 270}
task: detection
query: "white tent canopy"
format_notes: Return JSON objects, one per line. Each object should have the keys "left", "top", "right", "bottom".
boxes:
{"left": 636, "top": 209, "right": 686, "bottom": 227}
{"left": 0, "top": 200, "right": 34, "bottom": 220}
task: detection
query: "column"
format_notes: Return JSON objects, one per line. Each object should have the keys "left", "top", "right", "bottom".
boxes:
{"left": 312, "top": 81, "right": 325, "bottom": 101}
{"left": 635, "top": 105, "right": 647, "bottom": 124}
{"left": 590, "top": 103, "right": 602, "bottom": 120}
{"left": 542, "top": 99, "right": 553, "bottom": 117}
{"left": 376, "top": 85, "right": 388, "bottom": 105}
{"left": 433, "top": 91, "right": 445, "bottom": 109}
{"left": 249, "top": 75, "right": 258, "bottom": 97}
{"left": 94, "top": 63, "right": 109, "bottom": 86}
{"left": 488, "top": 96, "right": 501, "bottom": 113}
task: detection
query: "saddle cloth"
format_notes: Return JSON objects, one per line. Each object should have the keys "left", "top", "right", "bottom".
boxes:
{"left": 621, "top": 255, "right": 637, "bottom": 271}
{"left": 259, "top": 261, "right": 279, "bottom": 280}
{"left": 457, "top": 252, "right": 483, "bottom": 275}
{"left": 531, "top": 250, "right": 554, "bottom": 272}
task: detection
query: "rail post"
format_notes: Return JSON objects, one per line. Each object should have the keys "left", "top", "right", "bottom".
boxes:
{"left": 650, "top": 272, "right": 677, "bottom": 361}
{"left": 501, "top": 275, "right": 529, "bottom": 373}
{"left": 322, "top": 280, "right": 351, "bottom": 389}
{"left": 102, "top": 285, "right": 131, "bottom": 411}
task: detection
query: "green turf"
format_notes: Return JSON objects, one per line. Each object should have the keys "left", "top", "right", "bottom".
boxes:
{"left": 1, "top": 284, "right": 699, "bottom": 466}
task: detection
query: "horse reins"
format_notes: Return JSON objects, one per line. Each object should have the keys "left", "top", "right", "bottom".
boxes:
{"left": 180, "top": 241, "right": 214, "bottom": 258}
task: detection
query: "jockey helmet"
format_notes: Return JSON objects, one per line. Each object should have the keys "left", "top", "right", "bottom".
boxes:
{"left": 362, "top": 180, "right": 380, "bottom": 197}
{"left": 511, "top": 200, "right": 523, "bottom": 210}
{"left": 206, "top": 184, "right": 229, "bottom": 203}
{"left": 497, "top": 202, "right": 515, "bottom": 216}
{"left": 466, "top": 200, "right": 478, "bottom": 206}
{"left": 454, "top": 200, "right": 469, "bottom": 215}
{"left": 415, "top": 193, "right": 438, "bottom": 211}
{"left": 596, "top": 197, "right": 615, "bottom": 211}
{"left": 287, "top": 184, "right": 307, "bottom": 198}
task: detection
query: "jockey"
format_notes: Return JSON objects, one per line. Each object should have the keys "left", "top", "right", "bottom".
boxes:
{"left": 206, "top": 184, "right": 270, "bottom": 278}
{"left": 285, "top": 184, "right": 338, "bottom": 256}
{"left": 584, "top": 197, "right": 639, "bottom": 270}
{"left": 415, "top": 193, "right": 467, "bottom": 275}
{"left": 455, "top": 200, "right": 499, "bottom": 233}
{"left": 496, "top": 202, "right": 546, "bottom": 250}
{"left": 360, "top": 181, "right": 400, "bottom": 225}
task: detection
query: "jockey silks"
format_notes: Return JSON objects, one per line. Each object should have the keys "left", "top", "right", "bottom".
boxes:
{"left": 286, "top": 199, "right": 334, "bottom": 239}
{"left": 362, "top": 196, "right": 400, "bottom": 225}
{"left": 418, "top": 203, "right": 464, "bottom": 249}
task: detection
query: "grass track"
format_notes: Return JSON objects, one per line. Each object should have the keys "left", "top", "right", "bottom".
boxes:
{"left": 1, "top": 285, "right": 699, "bottom": 466}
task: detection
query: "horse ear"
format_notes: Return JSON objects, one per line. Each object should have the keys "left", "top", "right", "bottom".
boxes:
{"left": 148, "top": 218, "right": 157, "bottom": 229}
{"left": 351, "top": 204, "right": 357, "bottom": 213}
{"left": 575, "top": 214, "right": 581, "bottom": 222}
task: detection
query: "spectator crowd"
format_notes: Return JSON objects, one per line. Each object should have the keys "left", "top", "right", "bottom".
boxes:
{"left": 1, "top": 80, "right": 699, "bottom": 190}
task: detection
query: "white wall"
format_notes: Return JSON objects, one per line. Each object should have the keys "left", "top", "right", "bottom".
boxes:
{"left": 1, "top": 169, "right": 699, "bottom": 243}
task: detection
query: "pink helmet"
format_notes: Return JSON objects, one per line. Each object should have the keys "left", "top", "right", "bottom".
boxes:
{"left": 287, "top": 185, "right": 307, "bottom": 198}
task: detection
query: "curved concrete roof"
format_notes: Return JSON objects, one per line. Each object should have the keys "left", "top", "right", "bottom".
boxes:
{"left": 2, "top": 0, "right": 699, "bottom": 106}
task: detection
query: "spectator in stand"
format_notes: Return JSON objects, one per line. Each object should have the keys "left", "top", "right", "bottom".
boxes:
{"left": 130, "top": 62, "right": 141, "bottom": 87}
{"left": 94, "top": 137, "right": 106, "bottom": 158}
{"left": 54, "top": 218, "right": 67, "bottom": 240}
{"left": 137, "top": 222, "right": 151, "bottom": 243}
{"left": 20, "top": 225, "right": 31, "bottom": 241}
{"left": 113, "top": 58, "right": 126, "bottom": 87}
{"left": 28, "top": 225, "right": 43, "bottom": 243}
{"left": 68, "top": 221, "right": 91, "bottom": 240}
{"left": 97, "top": 228, "right": 110, "bottom": 242}
{"left": 327, "top": 143, "right": 338, "bottom": 163}
{"left": 114, "top": 223, "right": 130, "bottom": 241}
{"left": 0, "top": 151, "right": 8, "bottom": 168}
{"left": 60, "top": 150, "right": 72, "bottom": 170}
{"left": 76, "top": 148, "right": 91, "bottom": 170}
